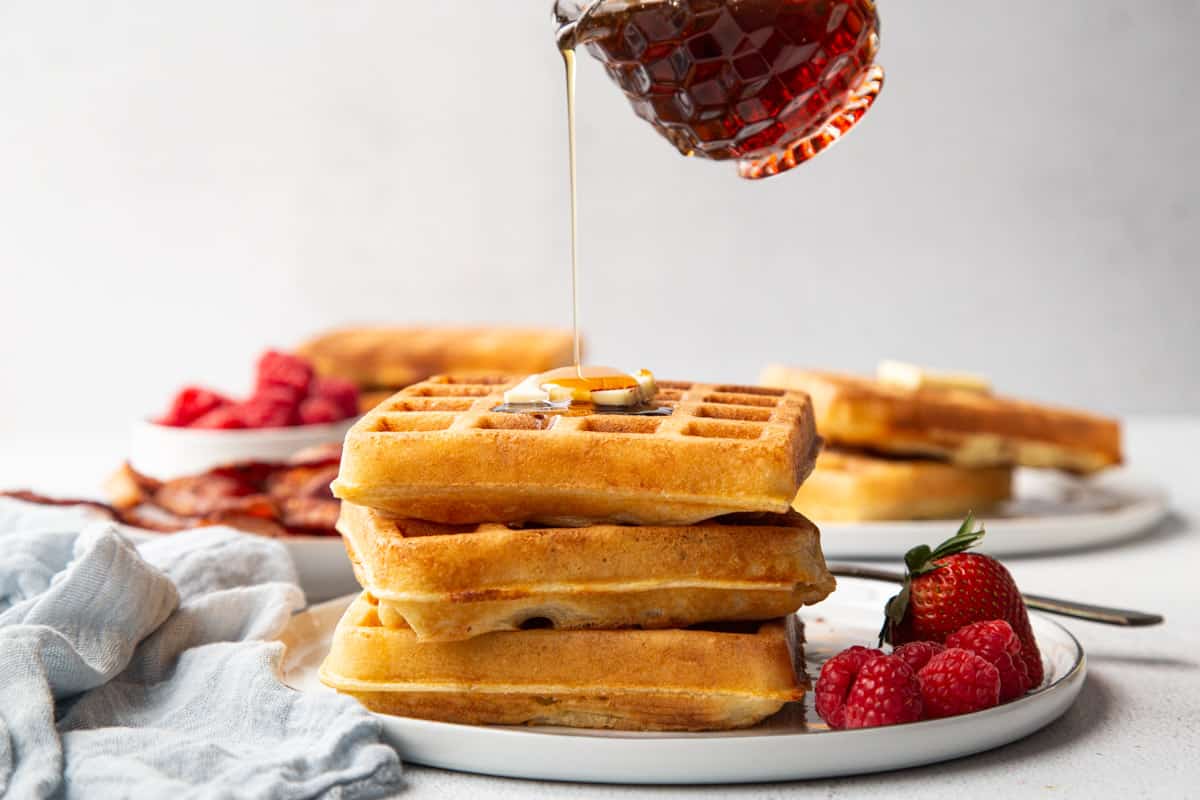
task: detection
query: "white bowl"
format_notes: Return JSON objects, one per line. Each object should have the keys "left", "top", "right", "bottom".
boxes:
{"left": 129, "top": 417, "right": 356, "bottom": 480}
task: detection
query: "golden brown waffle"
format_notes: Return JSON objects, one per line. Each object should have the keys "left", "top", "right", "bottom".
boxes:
{"left": 760, "top": 366, "right": 1122, "bottom": 474}
{"left": 332, "top": 376, "right": 820, "bottom": 525}
{"left": 356, "top": 390, "right": 397, "bottom": 414}
{"left": 296, "top": 326, "right": 574, "bottom": 396}
{"left": 338, "top": 502, "right": 835, "bottom": 642}
{"left": 319, "top": 593, "right": 804, "bottom": 731}
{"left": 791, "top": 448, "right": 1013, "bottom": 522}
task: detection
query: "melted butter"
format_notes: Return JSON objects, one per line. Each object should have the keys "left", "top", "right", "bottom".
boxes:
{"left": 538, "top": 365, "right": 639, "bottom": 402}
{"left": 493, "top": 366, "right": 670, "bottom": 417}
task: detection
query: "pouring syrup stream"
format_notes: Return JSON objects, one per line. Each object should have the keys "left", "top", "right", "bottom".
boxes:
{"left": 560, "top": 45, "right": 583, "bottom": 379}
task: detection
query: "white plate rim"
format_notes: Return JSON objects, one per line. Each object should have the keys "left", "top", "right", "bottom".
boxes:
{"left": 278, "top": 582, "right": 1087, "bottom": 784}
{"left": 818, "top": 472, "right": 1169, "bottom": 559}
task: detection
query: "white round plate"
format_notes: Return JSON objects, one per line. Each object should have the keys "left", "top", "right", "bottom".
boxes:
{"left": 819, "top": 469, "right": 1168, "bottom": 560}
{"left": 278, "top": 577, "right": 1086, "bottom": 784}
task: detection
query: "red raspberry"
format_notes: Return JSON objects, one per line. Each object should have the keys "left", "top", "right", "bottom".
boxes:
{"left": 298, "top": 396, "right": 343, "bottom": 425}
{"left": 311, "top": 376, "right": 359, "bottom": 418}
{"left": 918, "top": 647, "right": 1001, "bottom": 719}
{"left": 239, "top": 387, "right": 299, "bottom": 428}
{"left": 814, "top": 645, "right": 883, "bottom": 730}
{"left": 892, "top": 641, "right": 945, "bottom": 673}
{"left": 190, "top": 405, "right": 245, "bottom": 429}
{"left": 946, "top": 620, "right": 1031, "bottom": 702}
{"left": 843, "top": 655, "right": 923, "bottom": 729}
{"left": 255, "top": 350, "right": 313, "bottom": 400}
{"left": 159, "top": 386, "right": 231, "bottom": 427}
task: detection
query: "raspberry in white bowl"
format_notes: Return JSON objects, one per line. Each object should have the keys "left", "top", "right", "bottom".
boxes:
{"left": 131, "top": 350, "right": 360, "bottom": 480}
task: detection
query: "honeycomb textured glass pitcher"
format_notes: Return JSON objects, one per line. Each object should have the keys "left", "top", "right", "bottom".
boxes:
{"left": 555, "top": 0, "right": 883, "bottom": 179}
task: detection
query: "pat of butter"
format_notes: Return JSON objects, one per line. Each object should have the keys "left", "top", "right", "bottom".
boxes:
{"left": 591, "top": 368, "right": 657, "bottom": 407}
{"left": 543, "top": 383, "right": 575, "bottom": 403}
{"left": 502, "top": 375, "right": 551, "bottom": 405}
{"left": 633, "top": 369, "right": 657, "bottom": 401}
{"left": 592, "top": 386, "right": 641, "bottom": 407}
{"left": 877, "top": 360, "right": 992, "bottom": 394}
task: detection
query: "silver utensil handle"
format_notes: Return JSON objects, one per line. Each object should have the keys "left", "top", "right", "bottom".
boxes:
{"left": 827, "top": 564, "right": 1164, "bottom": 627}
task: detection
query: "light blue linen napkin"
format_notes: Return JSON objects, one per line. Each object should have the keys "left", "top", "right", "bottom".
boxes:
{"left": 0, "top": 498, "right": 403, "bottom": 800}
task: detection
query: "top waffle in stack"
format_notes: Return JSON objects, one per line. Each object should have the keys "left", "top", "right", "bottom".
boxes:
{"left": 332, "top": 375, "right": 821, "bottom": 526}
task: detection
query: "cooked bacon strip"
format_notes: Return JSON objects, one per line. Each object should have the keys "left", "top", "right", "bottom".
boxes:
{"left": 0, "top": 490, "right": 116, "bottom": 519}
{"left": 116, "top": 503, "right": 194, "bottom": 532}
{"left": 279, "top": 496, "right": 341, "bottom": 533}
{"left": 266, "top": 464, "right": 338, "bottom": 502}
{"left": 201, "top": 511, "right": 288, "bottom": 538}
{"left": 152, "top": 474, "right": 276, "bottom": 520}
{"left": 287, "top": 442, "right": 342, "bottom": 467}
{"left": 6, "top": 448, "right": 344, "bottom": 539}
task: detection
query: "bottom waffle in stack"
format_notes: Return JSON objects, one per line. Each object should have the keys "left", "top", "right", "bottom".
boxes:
{"left": 323, "top": 593, "right": 805, "bottom": 731}
{"left": 319, "top": 374, "right": 835, "bottom": 731}
{"left": 321, "top": 503, "right": 835, "bottom": 730}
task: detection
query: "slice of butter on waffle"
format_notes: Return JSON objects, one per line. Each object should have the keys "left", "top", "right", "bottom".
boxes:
{"left": 877, "top": 360, "right": 992, "bottom": 394}
{"left": 502, "top": 375, "right": 553, "bottom": 405}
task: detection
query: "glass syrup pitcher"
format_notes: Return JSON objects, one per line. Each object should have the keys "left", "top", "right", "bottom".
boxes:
{"left": 554, "top": 0, "right": 883, "bottom": 179}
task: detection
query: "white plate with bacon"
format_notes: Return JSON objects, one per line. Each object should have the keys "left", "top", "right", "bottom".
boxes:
{"left": 105, "top": 443, "right": 356, "bottom": 602}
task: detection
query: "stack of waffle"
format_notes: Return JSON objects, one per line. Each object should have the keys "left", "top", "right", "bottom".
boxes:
{"left": 760, "top": 365, "right": 1123, "bottom": 521}
{"left": 319, "top": 376, "right": 835, "bottom": 731}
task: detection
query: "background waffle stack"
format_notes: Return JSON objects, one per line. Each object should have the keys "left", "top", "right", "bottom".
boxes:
{"left": 760, "top": 365, "right": 1123, "bottom": 522}
{"left": 320, "top": 375, "right": 835, "bottom": 731}
{"left": 297, "top": 327, "right": 575, "bottom": 412}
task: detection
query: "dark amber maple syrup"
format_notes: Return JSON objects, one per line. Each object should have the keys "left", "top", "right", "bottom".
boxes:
{"left": 540, "top": 365, "right": 639, "bottom": 397}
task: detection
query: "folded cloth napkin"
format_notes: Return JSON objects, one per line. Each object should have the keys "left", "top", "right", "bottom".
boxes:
{"left": 0, "top": 498, "right": 402, "bottom": 800}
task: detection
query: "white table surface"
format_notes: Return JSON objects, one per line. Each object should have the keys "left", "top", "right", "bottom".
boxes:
{"left": 2, "top": 417, "right": 1197, "bottom": 798}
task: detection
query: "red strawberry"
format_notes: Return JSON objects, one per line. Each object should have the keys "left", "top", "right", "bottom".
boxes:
{"left": 918, "top": 647, "right": 1001, "bottom": 718}
{"left": 842, "top": 655, "right": 923, "bottom": 729}
{"left": 159, "top": 386, "right": 231, "bottom": 427}
{"left": 946, "top": 620, "right": 1031, "bottom": 702}
{"left": 311, "top": 376, "right": 359, "bottom": 419}
{"left": 814, "top": 646, "right": 883, "bottom": 730}
{"left": 892, "top": 641, "right": 945, "bottom": 673}
{"left": 883, "top": 514, "right": 1044, "bottom": 686}
{"left": 255, "top": 350, "right": 314, "bottom": 400}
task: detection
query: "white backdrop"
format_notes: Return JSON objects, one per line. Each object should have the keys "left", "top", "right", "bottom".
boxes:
{"left": 1, "top": 1, "right": 1197, "bottom": 438}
